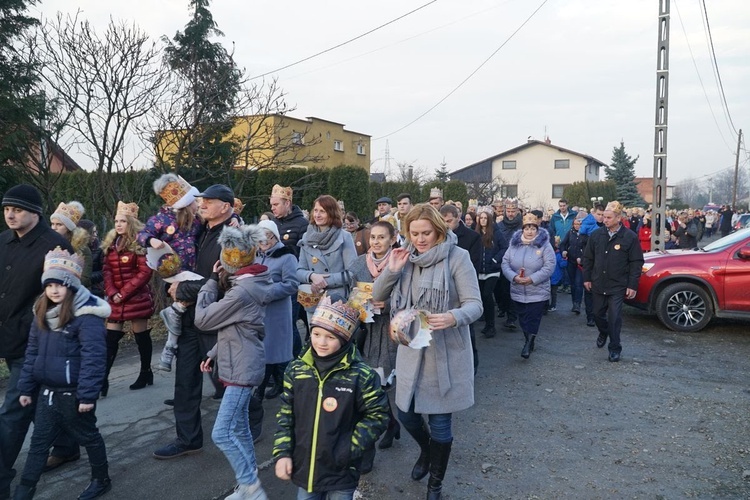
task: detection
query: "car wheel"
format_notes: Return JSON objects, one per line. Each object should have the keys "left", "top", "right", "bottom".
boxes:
{"left": 655, "top": 282, "right": 713, "bottom": 332}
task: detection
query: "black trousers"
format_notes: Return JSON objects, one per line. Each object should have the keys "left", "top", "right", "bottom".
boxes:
{"left": 496, "top": 276, "right": 517, "bottom": 322}
{"left": 20, "top": 388, "right": 107, "bottom": 487}
{"left": 592, "top": 292, "right": 624, "bottom": 353}
{"left": 479, "top": 277, "right": 499, "bottom": 327}
{"left": 173, "top": 323, "right": 217, "bottom": 449}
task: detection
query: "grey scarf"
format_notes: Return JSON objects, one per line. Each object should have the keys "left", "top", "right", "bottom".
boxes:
{"left": 392, "top": 232, "right": 455, "bottom": 315}
{"left": 303, "top": 224, "right": 340, "bottom": 251}
{"left": 44, "top": 287, "right": 92, "bottom": 330}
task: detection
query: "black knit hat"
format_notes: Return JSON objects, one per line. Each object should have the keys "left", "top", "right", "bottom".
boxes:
{"left": 2, "top": 184, "right": 44, "bottom": 215}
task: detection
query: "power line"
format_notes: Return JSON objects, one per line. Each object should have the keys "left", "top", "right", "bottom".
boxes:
{"left": 700, "top": 0, "right": 739, "bottom": 137}
{"left": 673, "top": 0, "right": 735, "bottom": 154}
{"left": 374, "top": 0, "right": 549, "bottom": 141}
{"left": 281, "top": 1, "right": 515, "bottom": 82}
{"left": 249, "top": 0, "right": 438, "bottom": 81}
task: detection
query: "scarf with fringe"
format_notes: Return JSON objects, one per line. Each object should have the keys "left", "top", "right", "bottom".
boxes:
{"left": 391, "top": 231, "right": 455, "bottom": 315}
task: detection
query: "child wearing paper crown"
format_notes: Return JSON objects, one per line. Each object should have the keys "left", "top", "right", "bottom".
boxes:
{"left": 193, "top": 224, "right": 274, "bottom": 500}
{"left": 273, "top": 294, "right": 390, "bottom": 500}
{"left": 137, "top": 174, "right": 202, "bottom": 371}
{"left": 14, "top": 248, "right": 113, "bottom": 500}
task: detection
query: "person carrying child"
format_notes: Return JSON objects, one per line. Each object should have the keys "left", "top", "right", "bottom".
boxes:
{"left": 13, "top": 248, "right": 113, "bottom": 500}
{"left": 273, "top": 294, "right": 389, "bottom": 500}
{"left": 194, "top": 225, "right": 273, "bottom": 500}
{"left": 138, "top": 174, "right": 201, "bottom": 371}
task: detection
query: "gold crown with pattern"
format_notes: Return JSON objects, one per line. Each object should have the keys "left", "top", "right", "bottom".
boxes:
{"left": 271, "top": 184, "right": 293, "bottom": 201}
{"left": 51, "top": 201, "right": 84, "bottom": 231}
{"left": 116, "top": 201, "right": 139, "bottom": 219}
{"left": 311, "top": 294, "right": 361, "bottom": 342}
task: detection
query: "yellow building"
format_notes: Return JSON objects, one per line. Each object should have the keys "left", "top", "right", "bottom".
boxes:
{"left": 156, "top": 114, "right": 371, "bottom": 172}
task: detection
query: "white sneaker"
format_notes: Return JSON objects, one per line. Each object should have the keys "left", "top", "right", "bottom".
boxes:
{"left": 225, "top": 481, "right": 267, "bottom": 500}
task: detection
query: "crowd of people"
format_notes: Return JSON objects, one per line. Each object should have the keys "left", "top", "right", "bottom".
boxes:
{"left": 7, "top": 179, "right": 735, "bottom": 499}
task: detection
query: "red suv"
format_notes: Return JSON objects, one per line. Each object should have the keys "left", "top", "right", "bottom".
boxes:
{"left": 627, "top": 228, "right": 750, "bottom": 332}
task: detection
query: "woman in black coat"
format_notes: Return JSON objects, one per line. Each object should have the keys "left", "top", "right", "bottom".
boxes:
{"left": 560, "top": 216, "right": 586, "bottom": 314}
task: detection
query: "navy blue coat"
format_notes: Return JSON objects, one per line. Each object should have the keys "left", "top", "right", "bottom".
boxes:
{"left": 479, "top": 230, "right": 508, "bottom": 274}
{"left": 18, "top": 291, "right": 111, "bottom": 404}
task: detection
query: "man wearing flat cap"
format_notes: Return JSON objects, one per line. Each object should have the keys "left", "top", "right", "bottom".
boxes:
{"left": 0, "top": 184, "right": 73, "bottom": 497}
{"left": 368, "top": 196, "right": 395, "bottom": 226}
{"left": 154, "top": 184, "right": 237, "bottom": 459}
{"left": 582, "top": 201, "right": 644, "bottom": 362}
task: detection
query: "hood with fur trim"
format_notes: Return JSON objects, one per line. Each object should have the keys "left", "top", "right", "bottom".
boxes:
{"left": 509, "top": 226, "right": 550, "bottom": 248}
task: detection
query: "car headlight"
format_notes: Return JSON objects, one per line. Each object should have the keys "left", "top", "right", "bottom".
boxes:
{"left": 642, "top": 263, "right": 655, "bottom": 273}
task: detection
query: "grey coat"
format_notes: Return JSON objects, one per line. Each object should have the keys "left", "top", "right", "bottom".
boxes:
{"left": 501, "top": 229, "right": 556, "bottom": 304}
{"left": 296, "top": 227, "right": 357, "bottom": 308}
{"left": 195, "top": 271, "right": 273, "bottom": 387}
{"left": 258, "top": 242, "right": 298, "bottom": 364}
{"left": 372, "top": 244, "right": 482, "bottom": 414}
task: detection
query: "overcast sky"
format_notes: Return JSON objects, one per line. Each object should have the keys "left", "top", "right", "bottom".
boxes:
{"left": 35, "top": 0, "right": 750, "bottom": 184}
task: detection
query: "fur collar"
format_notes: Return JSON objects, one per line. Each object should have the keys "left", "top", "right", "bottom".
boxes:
{"left": 75, "top": 291, "right": 112, "bottom": 319}
{"left": 510, "top": 227, "right": 550, "bottom": 248}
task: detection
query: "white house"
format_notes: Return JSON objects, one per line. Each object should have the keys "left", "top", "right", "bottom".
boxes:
{"left": 450, "top": 138, "right": 607, "bottom": 209}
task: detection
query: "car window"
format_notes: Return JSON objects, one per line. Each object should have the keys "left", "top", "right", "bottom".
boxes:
{"left": 703, "top": 227, "right": 750, "bottom": 251}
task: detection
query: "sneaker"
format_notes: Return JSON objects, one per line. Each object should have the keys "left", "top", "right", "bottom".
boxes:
{"left": 547, "top": 306, "right": 557, "bottom": 312}
{"left": 503, "top": 320, "right": 517, "bottom": 330}
{"left": 153, "top": 442, "right": 202, "bottom": 460}
{"left": 226, "top": 481, "right": 267, "bottom": 500}
{"left": 156, "top": 344, "right": 177, "bottom": 372}
{"left": 160, "top": 307, "right": 182, "bottom": 337}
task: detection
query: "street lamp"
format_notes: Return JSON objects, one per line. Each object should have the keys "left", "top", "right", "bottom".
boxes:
{"left": 590, "top": 196, "right": 603, "bottom": 207}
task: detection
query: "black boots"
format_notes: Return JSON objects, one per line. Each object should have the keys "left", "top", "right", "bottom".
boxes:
{"left": 378, "top": 414, "right": 401, "bottom": 450}
{"left": 359, "top": 445, "right": 376, "bottom": 474}
{"left": 248, "top": 395, "right": 264, "bottom": 443}
{"left": 426, "top": 440, "right": 452, "bottom": 500}
{"left": 405, "top": 423, "right": 431, "bottom": 481}
{"left": 264, "top": 364, "right": 285, "bottom": 399}
{"left": 78, "top": 462, "right": 111, "bottom": 499}
{"left": 12, "top": 483, "right": 36, "bottom": 500}
{"left": 102, "top": 329, "right": 124, "bottom": 397}
{"left": 521, "top": 333, "right": 536, "bottom": 359}
{"left": 129, "top": 330, "right": 153, "bottom": 390}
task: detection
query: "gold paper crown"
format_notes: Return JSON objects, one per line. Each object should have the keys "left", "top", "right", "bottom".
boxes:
{"left": 468, "top": 199, "right": 478, "bottom": 208}
{"left": 271, "top": 184, "right": 293, "bottom": 201}
{"left": 310, "top": 294, "right": 361, "bottom": 342}
{"left": 156, "top": 252, "right": 183, "bottom": 279}
{"left": 116, "top": 201, "right": 139, "bottom": 219}
{"left": 505, "top": 197, "right": 519, "bottom": 208}
{"left": 233, "top": 198, "right": 245, "bottom": 214}
{"left": 52, "top": 202, "right": 84, "bottom": 228}
{"left": 429, "top": 187, "right": 443, "bottom": 200}
{"left": 43, "top": 246, "right": 83, "bottom": 280}
{"left": 605, "top": 200, "right": 623, "bottom": 215}
{"left": 522, "top": 213, "right": 539, "bottom": 226}
{"left": 221, "top": 246, "right": 256, "bottom": 270}
{"left": 159, "top": 176, "right": 192, "bottom": 207}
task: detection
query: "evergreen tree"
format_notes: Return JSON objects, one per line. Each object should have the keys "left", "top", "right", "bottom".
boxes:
{"left": 162, "top": 0, "right": 242, "bottom": 181}
{"left": 0, "top": 0, "right": 43, "bottom": 170}
{"left": 435, "top": 161, "right": 450, "bottom": 183}
{"left": 605, "top": 141, "right": 645, "bottom": 207}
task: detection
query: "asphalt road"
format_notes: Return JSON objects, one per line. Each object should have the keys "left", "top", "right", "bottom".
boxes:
{"left": 3, "top": 290, "right": 750, "bottom": 499}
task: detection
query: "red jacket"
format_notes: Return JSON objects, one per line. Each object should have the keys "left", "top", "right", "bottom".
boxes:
{"left": 638, "top": 225, "right": 652, "bottom": 253}
{"left": 103, "top": 239, "right": 154, "bottom": 322}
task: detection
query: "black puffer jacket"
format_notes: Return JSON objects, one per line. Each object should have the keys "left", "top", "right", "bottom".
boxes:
{"left": 274, "top": 205, "right": 308, "bottom": 258}
{"left": 18, "top": 290, "right": 111, "bottom": 404}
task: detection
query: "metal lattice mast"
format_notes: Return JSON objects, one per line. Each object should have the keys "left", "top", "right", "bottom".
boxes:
{"left": 651, "top": 0, "right": 670, "bottom": 252}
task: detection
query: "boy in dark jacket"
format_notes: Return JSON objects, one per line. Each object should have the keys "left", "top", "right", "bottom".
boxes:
{"left": 273, "top": 295, "right": 389, "bottom": 499}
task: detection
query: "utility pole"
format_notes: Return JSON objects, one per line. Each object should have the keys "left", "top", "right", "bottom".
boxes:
{"left": 732, "top": 129, "right": 743, "bottom": 209}
{"left": 651, "top": 0, "right": 670, "bottom": 252}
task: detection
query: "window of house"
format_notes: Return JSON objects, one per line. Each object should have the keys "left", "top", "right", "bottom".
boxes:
{"left": 333, "top": 140, "right": 344, "bottom": 152}
{"left": 501, "top": 185, "right": 518, "bottom": 198}
{"left": 502, "top": 160, "right": 516, "bottom": 170}
{"left": 292, "top": 131, "right": 304, "bottom": 145}
{"left": 554, "top": 159, "right": 570, "bottom": 169}
{"left": 552, "top": 184, "right": 569, "bottom": 198}
{"left": 357, "top": 143, "right": 366, "bottom": 155}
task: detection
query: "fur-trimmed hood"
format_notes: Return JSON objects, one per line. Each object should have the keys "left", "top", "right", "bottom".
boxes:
{"left": 101, "top": 228, "right": 145, "bottom": 255}
{"left": 70, "top": 227, "right": 91, "bottom": 254}
{"left": 74, "top": 289, "right": 112, "bottom": 319}
{"left": 509, "top": 227, "right": 550, "bottom": 248}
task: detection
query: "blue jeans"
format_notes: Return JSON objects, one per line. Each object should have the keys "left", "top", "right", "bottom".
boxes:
{"left": 0, "top": 357, "right": 37, "bottom": 496}
{"left": 20, "top": 388, "right": 107, "bottom": 488}
{"left": 297, "top": 487, "right": 356, "bottom": 500}
{"left": 212, "top": 386, "right": 259, "bottom": 486}
{"left": 398, "top": 399, "right": 452, "bottom": 443}
{"left": 567, "top": 263, "right": 584, "bottom": 304}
